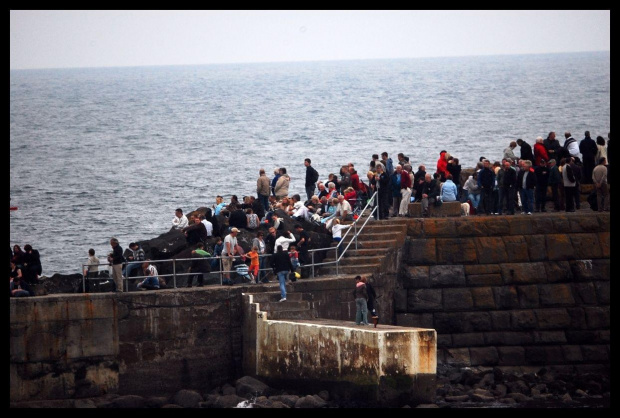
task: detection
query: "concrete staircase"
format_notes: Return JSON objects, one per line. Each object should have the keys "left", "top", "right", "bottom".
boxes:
{"left": 249, "top": 291, "right": 317, "bottom": 320}
{"left": 317, "top": 218, "right": 408, "bottom": 276}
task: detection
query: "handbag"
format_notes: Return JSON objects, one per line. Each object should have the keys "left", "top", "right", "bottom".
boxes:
{"left": 289, "top": 271, "right": 297, "bottom": 282}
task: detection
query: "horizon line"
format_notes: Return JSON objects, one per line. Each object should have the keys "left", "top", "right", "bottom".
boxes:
{"left": 9, "top": 49, "right": 610, "bottom": 72}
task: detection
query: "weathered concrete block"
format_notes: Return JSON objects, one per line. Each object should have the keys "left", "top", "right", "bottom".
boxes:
{"left": 452, "top": 332, "right": 485, "bottom": 347}
{"left": 516, "top": 285, "right": 540, "bottom": 308}
{"left": 469, "top": 347, "right": 499, "bottom": 366}
{"left": 594, "top": 281, "right": 610, "bottom": 304}
{"left": 502, "top": 236, "right": 530, "bottom": 262}
{"left": 561, "top": 345, "right": 584, "bottom": 362}
{"left": 572, "top": 282, "right": 597, "bottom": 305}
{"left": 534, "top": 308, "right": 572, "bottom": 329}
{"left": 466, "top": 273, "right": 503, "bottom": 287}
{"left": 510, "top": 310, "right": 537, "bottom": 330}
{"left": 443, "top": 348, "right": 471, "bottom": 366}
{"left": 474, "top": 237, "right": 508, "bottom": 264}
{"left": 488, "top": 311, "right": 511, "bottom": 330}
{"left": 569, "top": 233, "right": 603, "bottom": 259}
{"left": 583, "top": 306, "right": 610, "bottom": 329}
{"left": 493, "top": 286, "right": 519, "bottom": 309}
{"left": 429, "top": 265, "right": 465, "bottom": 287}
{"left": 538, "top": 284, "right": 575, "bottom": 306}
{"left": 533, "top": 330, "right": 567, "bottom": 344}
{"left": 408, "top": 289, "right": 442, "bottom": 312}
{"left": 404, "top": 239, "right": 437, "bottom": 265}
{"left": 400, "top": 265, "right": 430, "bottom": 289}
{"left": 442, "top": 288, "right": 474, "bottom": 311}
{"left": 435, "top": 238, "right": 477, "bottom": 264}
{"left": 484, "top": 331, "right": 534, "bottom": 345}
{"left": 545, "top": 234, "right": 576, "bottom": 261}
{"left": 524, "top": 235, "right": 547, "bottom": 261}
{"left": 395, "top": 313, "right": 434, "bottom": 329}
{"left": 544, "top": 261, "right": 574, "bottom": 283}
{"left": 500, "top": 262, "right": 547, "bottom": 285}
{"left": 471, "top": 287, "right": 496, "bottom": 309}
{"left": 497, "top": 346, "right": 526, "bottom": 366}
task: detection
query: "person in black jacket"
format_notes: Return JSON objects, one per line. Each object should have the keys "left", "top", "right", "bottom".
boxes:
{"left": 361, "top": 276, "right": 378, "bottom": 319}
{"left": 516, "top": 138, "right": 534, "bottom": 163}
{"left": 477, "top": 159, "right": 496, "bottom": 215}
{"left": 516, "top": 160, "right": 537, "bottom": 214}
{"left": 271, "top": 245, "right": 294, "bottom": 302}
{"left": 21, "top": 244, "right": 42, "bottom": 285}
{"left": 304, "top": 158, "right": 320, "bottom": 202}
{"left": 498, "top": 160, "right": 517, "bottom": 215}
{"left": 420, "top": 173, "right": 440, "bottom": 217}
{"left": 108, "top": 238, "right": 124, "bottom": 292}
{"left": 579, "top": 131, "right": 598, "bottom": 185}
{"left": 534, "top": 159, "right": 550, "bottom": 212}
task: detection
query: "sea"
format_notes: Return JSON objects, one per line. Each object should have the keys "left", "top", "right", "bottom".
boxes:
{"left": 10, "top": 51, "right": 610, "bottom": 276}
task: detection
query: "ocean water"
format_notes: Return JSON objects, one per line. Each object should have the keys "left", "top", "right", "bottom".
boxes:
{"left": 9, "top": 52, "right": 610, "bottom": 276}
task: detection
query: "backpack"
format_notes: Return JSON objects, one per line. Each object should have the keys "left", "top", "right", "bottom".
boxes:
{"left": 565, "top": 164, "right": 575, "bottom": 183}
{"left": 247, "top": 213, "right": 259, "bottom": 229}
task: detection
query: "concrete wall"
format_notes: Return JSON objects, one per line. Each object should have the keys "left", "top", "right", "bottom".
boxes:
{"left": 394, "top": 213, "right": 610, "bottom": 373}
{"left": 10, "top": 212, "right": 610, "bottom": 402}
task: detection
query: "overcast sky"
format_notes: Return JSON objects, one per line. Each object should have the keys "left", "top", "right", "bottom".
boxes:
{"left": 10, "top": 10, "right": 610, "bottom": 70}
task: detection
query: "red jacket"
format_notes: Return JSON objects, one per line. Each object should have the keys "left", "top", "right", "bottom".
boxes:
{"left": 534, "top": 143, "right": 549, "bottom": 166}
{"left": 437, "top": 151, "right": 449, "bottom": 179}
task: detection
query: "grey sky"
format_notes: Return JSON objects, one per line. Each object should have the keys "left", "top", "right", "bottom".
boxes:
{"left": 10, "top": 10, "right": 610, "bottom": 70}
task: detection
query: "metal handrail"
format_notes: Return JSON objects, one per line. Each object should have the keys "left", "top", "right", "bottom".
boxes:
{"left": 81, "top": 191, "right": 381, "bottom": 291}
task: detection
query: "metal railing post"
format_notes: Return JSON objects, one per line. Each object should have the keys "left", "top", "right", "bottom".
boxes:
{"left": 219, "top": 257, "right": 223, "bottom": 285}
{"left": 172, "top": 259, "right": 177, "bottom": 289}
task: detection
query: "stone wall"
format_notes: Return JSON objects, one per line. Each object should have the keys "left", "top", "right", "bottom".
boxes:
{"left": 394, "top": 213, "right": 610, "bottom": 373}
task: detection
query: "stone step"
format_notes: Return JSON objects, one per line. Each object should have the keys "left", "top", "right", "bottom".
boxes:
{"left": 321, "top": 247, "right": 392, "bottom": 258}
{"left": 319, "top": 263, "right": 381, "bottom": 276}
{"left": 341, "top": 231, "right": 400, "bottom": 242}
{"left": 258, "top": 301, "right": 311, "bottom": 311}
{"left": 321, "top": 255, "right": 386, "bottom": 266}
{"left": 267, "top": 310, "right": 317, "bottom": 320}
{"left": 250, "top": 292, "right": 303, "bottom": 303}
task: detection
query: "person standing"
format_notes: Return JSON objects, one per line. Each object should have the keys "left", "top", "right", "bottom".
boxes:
{"left": 187, "top": 242, "right": 211, "bottom": 288}
{"left": 477, "top": 159, "right": 496, "bottom": 215}
{"left": 374, "top": 163, "right": 390, "bottom": 220}
{"left": 503, "top": 141, "right": 518, "bottom": 162}
{"left": 22, "top": 244, "right": 42, "bottom": 285}
{"left": 304, "top": 158, "right": 320, "bottom": 202}
{"left": 534, "top": 159, "right": 550, "bottom": 212}
{"left": 516, "top": 160, "right": 536, "bottom": 215}
{"left": 547, "top": 159, "right": 562, "bottom": 211}
{"left": 274, "top": 167, "right": 290, "bottom": 200}
{"left": 579, "top": 131, "right": 598, "bottom": 185}
{"left": 270, "top": 168, "right": 281, "bottom": 197}
{"left": 83, "top": 248, "right": 100, "bottom": 285}
{"left": 516, "top": 138, "right": 534, "bottom": 163}
{"left": 498, "top": 160, "right": 517, "bottom": 215}
{"left": 271, "top": 245, "right": 294, "bottom": 302}
{"left": 221, "top": 227, "right": 240, "bottom": 285}
{"left": 533, "top": 137, "right": 549, "bottom": 167}
{"left": 294, "top": 224, "right": 311, "bottom": 266}
{"left": 390, "top": 165, "right": 402, "bottom": 217}
{"left": 353, "top": 275, "right": 369, "bottom": 326}
{"left": 561, "top": 158, "right": 577, "bottom": 212}
{"left": 256, "top": 168, "right": 271, "bottom": 213}
{"left": 381, "top": 151, "right": 394, "bottom": 175}
{"left": 252, "top": 231, "right": 267, "bottom": 283}
{"left": 592, "top": 157, "right": 609, "bottom": 212}
{"left": 108, "top": 238, "right": 125, "bottom": 292}
{"left": 361, "top": 276, "right": 378, "bottom": 319}
{"left": 564, "top": 131, "right": 581, "bottom": 162}
{"left": 544, "top": 132, "right": 562, "bottom": 163}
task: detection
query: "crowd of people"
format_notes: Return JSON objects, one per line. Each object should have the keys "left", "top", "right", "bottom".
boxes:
{"left": 12, "top": 131, "right": 609, "bottom": 297}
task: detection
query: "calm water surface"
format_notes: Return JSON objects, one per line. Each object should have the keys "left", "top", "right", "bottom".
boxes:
{"left": 9, "top": 52, "right": 610, "bottom": 275}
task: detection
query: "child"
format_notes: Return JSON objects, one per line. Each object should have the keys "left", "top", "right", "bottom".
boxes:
{"left": 246, "top": 246, "right": 260, "bottom": 283}
{"left": 211, "top": 237, "right": 224, "bottom": 270}
{"left": 288, "top": 245, "right": 300, "bottom": 272}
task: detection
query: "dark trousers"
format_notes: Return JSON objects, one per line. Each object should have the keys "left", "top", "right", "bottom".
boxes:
{"left": 550, "top": 183, "right": 560, "bottom": 210}
{"left": 498, "top": 187, "right": 515, "bottom": 214}
{"left": 535, "top": 184, "right": 548, "bottom": 211}
{"left": 564, "top": 186, "right": 577, "bottom": 211}
{"left": 481, "top": 188, "right": 494, "bottom": 214}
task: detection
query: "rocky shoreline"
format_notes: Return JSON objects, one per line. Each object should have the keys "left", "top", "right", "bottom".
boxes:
{"left": 10, "top": 365, "right": 610, "bottom": 409}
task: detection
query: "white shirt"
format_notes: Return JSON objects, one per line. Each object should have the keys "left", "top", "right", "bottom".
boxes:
{"left": 172, "top": 215, "right": 188, "bottom": 229}
{"left": 331, "top": 223, "right": 351, "bottom": 239}
{"left": 223, "top": 234, "right": 237, "bottom": 256}
{"left": 274, "top": 235, "right": 296, "bottom": 253}
{"left": 336, "top": 199, "right": 352, "bottom": 217}
{"left": 293, "top": 204, "right": 311, "bottom": 221}
{"left": 201, "top": 219, "right": 213, "bottom": 236}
